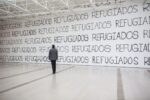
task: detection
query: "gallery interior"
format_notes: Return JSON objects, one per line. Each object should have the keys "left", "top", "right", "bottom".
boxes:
{"left": 0, "top": 0, "right": 150, "bottom": 100}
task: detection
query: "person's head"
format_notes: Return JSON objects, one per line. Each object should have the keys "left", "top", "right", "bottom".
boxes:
{"left": 52, "top": 45, "right": 55, "bottom": 48}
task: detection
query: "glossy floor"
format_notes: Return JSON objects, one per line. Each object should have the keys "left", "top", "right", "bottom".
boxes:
{"left": 0, "top": 63, "right": 150, "bottom": 100}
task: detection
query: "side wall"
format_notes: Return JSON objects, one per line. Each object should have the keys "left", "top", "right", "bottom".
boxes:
{"left": 0, "top": 1, "right": 150, "bottom": 68}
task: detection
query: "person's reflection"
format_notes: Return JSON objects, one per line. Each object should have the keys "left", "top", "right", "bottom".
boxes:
{"left": 49, "top": 75, "right": 62, "bottom": 99}
{"left": 51, "top": 75, "right": 57, "bottom": 89}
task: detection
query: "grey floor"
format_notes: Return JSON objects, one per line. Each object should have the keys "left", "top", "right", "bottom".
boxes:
{"left": 0, "top": 63, "right": 150, "bottom": 100}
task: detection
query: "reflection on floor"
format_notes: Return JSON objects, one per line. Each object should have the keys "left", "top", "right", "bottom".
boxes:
{"left": 0, "top": 63, "right": 150, "bottom": 100}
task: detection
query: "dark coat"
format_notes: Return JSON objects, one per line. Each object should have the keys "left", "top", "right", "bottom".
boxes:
{"left": 49, "top": 48, "right": 58, "bottom": 60}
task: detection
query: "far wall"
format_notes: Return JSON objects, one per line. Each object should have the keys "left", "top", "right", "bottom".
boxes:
{"left": 0, "top": 0, "right": 150, "bottom": 68}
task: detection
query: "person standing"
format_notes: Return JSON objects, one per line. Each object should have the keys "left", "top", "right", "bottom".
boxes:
{"left": 49, "top": 45, "right": 58, "bottom": 74}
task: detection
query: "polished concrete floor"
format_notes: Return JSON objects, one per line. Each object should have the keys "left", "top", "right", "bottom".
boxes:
{"left": 0, "top": 63, "right": 150, "bottom": 100}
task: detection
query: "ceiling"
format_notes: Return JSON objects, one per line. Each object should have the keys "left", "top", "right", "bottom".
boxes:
{"left": 0, "top": 0, "right": 144, "bottom": 21}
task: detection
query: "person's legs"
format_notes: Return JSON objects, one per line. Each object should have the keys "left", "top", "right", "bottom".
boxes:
{"left": 51, "top": 60, "right": 56, "bottom": 74}
{"left": 53, "top": 60, "right": 56, "bottom": 73}
{"left": 51, "top": 60, "right": 54, "bottom": 74}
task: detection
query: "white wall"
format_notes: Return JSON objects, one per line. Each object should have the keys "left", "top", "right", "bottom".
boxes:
{"left": 0, "top": 1, "right": 150, "bottom": 68}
